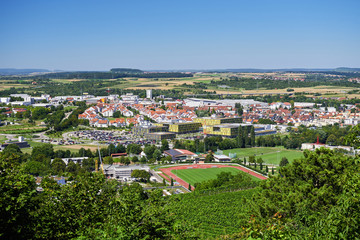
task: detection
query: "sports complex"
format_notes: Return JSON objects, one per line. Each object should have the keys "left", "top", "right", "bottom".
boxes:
{"left": 159, "top": 164, "right": 267, "bottom": 190}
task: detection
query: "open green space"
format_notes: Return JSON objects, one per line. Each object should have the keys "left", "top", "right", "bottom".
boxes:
{"left": 167, "top": 188, "right": 258, "bottom": 239}
{"left": 0, "top": 135, "right": 7, "bottom": 143}
{"left": 64, "top": 106, "right": 78, "bottom": 111}
{"left": 259, "top": 150, "right": 304, "bottom": 165}
{"left": 171, "top": 167, "right": 259, "bottom": 185}
{"left": 223, "top": 147, "right": 304, "bottom": 165}
{"left": 22, "top": 141, "right": 99, "bottom": 154}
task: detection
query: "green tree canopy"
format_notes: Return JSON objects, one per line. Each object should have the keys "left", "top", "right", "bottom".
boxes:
{"left": 279, "top": 157, "right": 289, "bottom": 167}
{"left": 0, "top": 152, "right": 37, "bottom": 239}
{"left": 32, "top": 143, "right": 54, "bottom": 159}
{"left": 51, "top": 158, "right": 66, "bottom": 175}
{"left": 246, "top": 148, "right": 360, "bottom": 238}
{"left": 160, "top": 139, "right": 169, "bottom": 151}
{"left": 3, "top": 143, "right": 22, "bottom": 155}
{"left": 131, "top": 169, "right": 150, "bottom": 182}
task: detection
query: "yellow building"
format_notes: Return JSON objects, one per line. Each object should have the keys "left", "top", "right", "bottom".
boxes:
{"left": 168, "top": 122, "right": 202, "bottom": 133}
{"left": 194, "top": 117, "right": 242, "bottom": 126}
{"left": 204, "top": 124, "right": 241, "bottom": 137}
{"left": 204, "top": 123, "right": 276, "bottom": 138}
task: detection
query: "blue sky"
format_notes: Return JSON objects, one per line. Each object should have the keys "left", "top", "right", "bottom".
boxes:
{"left": 0, "top": 0, "right": 359, "bottom": 70}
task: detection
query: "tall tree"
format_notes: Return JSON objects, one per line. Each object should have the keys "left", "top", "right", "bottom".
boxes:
{"left": 279, "top": 157, "right": 289, "bottom": 167}
{"left": 250, "top": 126, "right": 256, "bottom": 147}
{"left": 244, "top": 127, "right": 249, "bottom": 147}
{"left": 160, "top": 139, "right": 169, "bottom": 151}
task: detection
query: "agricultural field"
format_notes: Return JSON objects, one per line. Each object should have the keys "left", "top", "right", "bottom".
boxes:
{"left": 223, "top": 147, "right": 304, "bottom": 165}
{"left": 21, "top": 141, "right": 100, "bottom": 154}
{"left": 239, "top": 86, "right": 356, "bottom": 97}
{"left": 2, "top": 72, "right": 359, "bottom": 99}
{"left": 171, "top": 167, "right": 260, "bottom": 186}
{"left": 120, "top": 74, "right": 223, "bottom": 90}
{"left": 167, "top": 188, "right": 258, "bottom": 239}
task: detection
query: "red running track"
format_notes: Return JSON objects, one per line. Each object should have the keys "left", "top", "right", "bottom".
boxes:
{"left": 159, "top": 164, "right": 267, "bottom": 191}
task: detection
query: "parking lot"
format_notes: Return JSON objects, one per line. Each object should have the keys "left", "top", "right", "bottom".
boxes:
{"left": 65, "top": 130, "right": 157, "bottom": 146}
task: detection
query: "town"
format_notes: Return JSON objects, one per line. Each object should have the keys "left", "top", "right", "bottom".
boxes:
{"left": 2, "top": 0, "right": 360, "bottom": 238}
{"left": 0, "top": 85, "right": 358, "bottom": 180}
{"left": 2, "top": 77, "right": 360, "bottom": 238}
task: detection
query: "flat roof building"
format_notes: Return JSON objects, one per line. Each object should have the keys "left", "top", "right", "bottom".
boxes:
{"left": 214, "top": 154, "right": 232, "bottom": 162}
{"left": 103, "top": 164, "right": 150, "bottom": 180}
{"left": 0, "top": 141, "right": 30, "bottom": 151}
{"left": 145, "top": 132, "right": 176, "bottom": 141}
{"left": 204, "top": 123, "right": 277, "bottom": 138}
{"left": 194, "top": 117, "right": 242, "bottom": 126}
{"left": 168, "top": 122, "right": 201, "bottom": 134}
{"left": 133, "top": 125, "right": 168, "bottom": 136}
{"left": 164, "top": 149, "right": 198, "bottom": 162}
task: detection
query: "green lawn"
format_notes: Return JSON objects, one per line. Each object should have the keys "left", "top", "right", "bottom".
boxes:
{"left": 0, "top": 135, "right": 7, "bottom": 143}
{"left": 258, "top": 151, "right": 304, "bottom": 165}
{"left": 223, "top": 147, "right": 304, "bottom": 165}
{"left": 171, "top": 167, "right": 258, "bottom": 185}
{"left": 64, "top": 106, "right": 78, "bottom": 111}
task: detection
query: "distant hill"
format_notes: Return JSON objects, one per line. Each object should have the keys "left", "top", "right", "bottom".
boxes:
{"left": 110, "top": 68, "right": 143, "bottom": 73}
{"left": 0, "top": 68, "right": 50, "bottom": 75}
{"left": 146, "top": 68, "right": 336, "bottom": 73}
{"left": 334, "top": 67, "right": 360, "bottom": 73}
{"left": 223, "top": 68, "right": 334, "bottom": 73}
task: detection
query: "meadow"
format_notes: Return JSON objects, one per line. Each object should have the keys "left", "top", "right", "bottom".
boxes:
{"left": 223, "top": 147, "right": 304, "bottom": 165}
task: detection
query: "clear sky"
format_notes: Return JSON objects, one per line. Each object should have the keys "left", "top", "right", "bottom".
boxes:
{"left": 0, "top": 0, "right": 359, "bottom": 71}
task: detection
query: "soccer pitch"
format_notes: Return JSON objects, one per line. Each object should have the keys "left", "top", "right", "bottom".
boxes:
{"left": 171, "top": 167, "right": 257, "bottom": 186}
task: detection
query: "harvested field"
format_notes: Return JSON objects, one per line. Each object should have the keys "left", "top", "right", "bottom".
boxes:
{"left": 61, "top": 145, "right": 99, "bottom": 151}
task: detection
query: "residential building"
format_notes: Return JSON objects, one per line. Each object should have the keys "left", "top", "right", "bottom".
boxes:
{"left": 146, "top": 89, "right": 152, "bottom": 99}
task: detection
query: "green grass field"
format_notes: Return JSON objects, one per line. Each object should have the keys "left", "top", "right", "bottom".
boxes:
{"left": 171, "top": 167, "right": 259, "bottom": 185}
{"left": 0, "top": 135, "right": 7, "bottom": 143}
{"left": 223, "top": 147, "right": 304, "bottom": 165}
